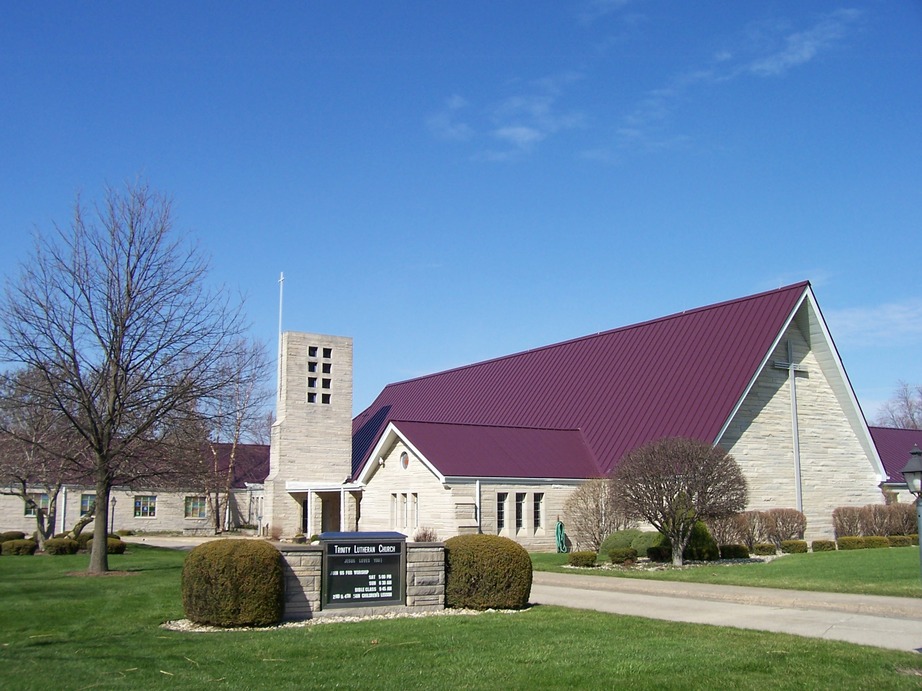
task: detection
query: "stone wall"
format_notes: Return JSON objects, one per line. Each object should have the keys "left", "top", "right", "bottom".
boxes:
{"left": 278, "top": 542, "right": 445, "bottom": 621}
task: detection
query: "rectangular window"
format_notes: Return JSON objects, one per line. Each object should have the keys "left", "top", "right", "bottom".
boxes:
{"left": 184, "top": 496, "right": 207, "bottom": 519}
{"left": 308, "top": 377, "right": 317, "bottom": 388}
{"left": 399, "top": 493, "right": 407, "bottom": 529}
{"left": 533, "top": 493, "right": 544, "bottom": 530}
{"left": 308, "top": 346, "right": 318, "bottom": 357}
{"left": 497, "top": 492, "right": 508, "bottom": 531}
{"left": 308, "top": 361, "right": 317, "bottom": 372}
{"left": 80, "top": 493, "right": 96, "bottom": 516}
{"left": 321, "top": 378, "right": 331, "bottom": 389}
{"left": 322, "top": 347, "right": 332, "bottom": 359}
{"left": 308, "top": 392, "right": 317, "bottom": 403}
{"left": 322, "top": 363, "right": 332, "bottom": 374}
{"left": 515, "top": 493, "right": 526, "bottom": 531}
{"left": 412, "top": 493, "right": 419, "bottom": 528}
{"left": 25, "top": 492, "right": 49, "bottom": 517}
{"left": 134, "top": 495, "right": 157, "bottom": 518}
{"left": 390, "top": 493, "right": 397, "bottom": 529}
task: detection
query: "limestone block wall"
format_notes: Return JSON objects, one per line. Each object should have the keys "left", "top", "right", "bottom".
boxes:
{"left": 474, "top": 481, "right": 581, "bottom": 551}
{"left": 278, "top": 543, "right": 444, "bottom": 621}
{"left": 721, "top": 323, "right": 884, "bottom": 540}
{"left": 265, "top": 332, "right": 354, "bottom": 538}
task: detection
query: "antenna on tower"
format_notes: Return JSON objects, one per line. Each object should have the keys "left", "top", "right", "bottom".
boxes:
{"left": 277, "top": 272, "right": 284, "bottom": 404}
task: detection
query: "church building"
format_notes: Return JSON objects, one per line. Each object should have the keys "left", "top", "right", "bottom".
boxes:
{"left": 264, "top": 282, "right": 889, "bottom": 547}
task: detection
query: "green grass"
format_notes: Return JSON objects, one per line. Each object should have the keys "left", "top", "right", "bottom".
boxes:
{"left": 3, "top": 546, "right": 922, "bottom": 689}
{"left": 533, "top": 547, "right": 922, "bottom": 598}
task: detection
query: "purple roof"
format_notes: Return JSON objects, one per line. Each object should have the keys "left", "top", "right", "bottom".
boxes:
{"left": 353, "top": 282, "right": 810, "bottom": 479}
{"left": 391, "top": 421, "right": 600, "bottom": 479}
{"left": 868, "top": 426, "right": 922, "bottom": 484}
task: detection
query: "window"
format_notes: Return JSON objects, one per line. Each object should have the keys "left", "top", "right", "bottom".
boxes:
{"left": 322, "top": 362, "right": 332, "bottom": 374}
{"left": 412, "top": 493, "right": 419, "bottom": 528}
{"left": 321, "top": 393, "right": 331, "bottom": 404}
{"left": 80, "top": 493, "right": 96, "bottom": 516}
{"left": 533, "top": 493, "right": 544, "bottom": 530}
{"left": 322, "top": 347, "right": 332, "bottom": 359}
{"left": 308, "top": 392, "right": 317, "bottom": 403}
{"left": 308, "top": 376, "right": 317, "bottom": 388}
{"left": 399, "top": 493, "right": 407, "bottom": 528}
{"left": 497, "top": 492, "right": 508, "bottom": 531}
{"left": 322, "top": 378, "right": 331, "bottom": 389}
{"left": 25, "top": 492, "right": 49, "bottom": 517}
{"left": 308, "top": 346, "right": 318, "bottom": 357}
{"left": 134, "top": 495, "right": 157, "bottom": 518}
{"left": 515, "top": 493, "right": 526, "bottom": 531}
{"left": 308, "top": 361, "right": 317, "bottom": 372}
{"left": 184, "top": 496, "right": 207, "bottom": 519}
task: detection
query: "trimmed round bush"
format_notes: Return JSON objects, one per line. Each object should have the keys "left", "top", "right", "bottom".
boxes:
{"left": 86, "top": 537, "right": 127, "bottom": 554}
{"left": 752, "top": 542, "right": 777, "bottom": 556}
{"left": 837, "top": 536, "right": 866, "bottom": 550}
{"left": 445, "top": 534, "right": 532, "bottom": 610}
{"left": 647, "top": 545, "right": 672, "bottom": 562}
{"left": 608, "top": 547, "right": 638, "bottom": 565}
{"left": 889, "top": 535, "right": 912, "bottom": 548}
{"left": 599, "top": 529, "right": 643, "bottom": 556}
{"left": 44, "top": 537, "right": 79, "bottom": 555}
{"left": 683, "top": 522, "right": 719, "bottom": 561}
{"left": 864, "top": 536, "right": 890, "bottom": 549}
{"left": 630, "top": 531, "right": 665, "bottom": 556}
{"left": 1, "top": 531, "right": 27, "bottom": 543}
{"left": 780, "top": 540, "right": 808, "bottom": 554}
{"left": 719, "top": 544, "right": 750, "bottom": 560}
{"left": 567, "top": 550, "right": 598, "bottom": 568}
{"left": 2, "top": 539, "right": 37, "bottom": 555}
{"left": 811, "top": 540, "right": 837, "bottom": 552}
{"left": 183, "top": 539, "right": 284, "bottom": 627}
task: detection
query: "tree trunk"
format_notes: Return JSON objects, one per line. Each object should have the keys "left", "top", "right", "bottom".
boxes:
{"left": 88, "top": 479, "right": 110, "bottom": 574}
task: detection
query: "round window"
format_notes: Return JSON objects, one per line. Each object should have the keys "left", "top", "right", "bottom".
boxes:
{"left": 400, "top": 452, "right": 409, "bottom": 469}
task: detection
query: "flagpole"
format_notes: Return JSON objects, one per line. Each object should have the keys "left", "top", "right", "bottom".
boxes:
{"left": 277, "top": 272, "right": 284, "bottom": 404}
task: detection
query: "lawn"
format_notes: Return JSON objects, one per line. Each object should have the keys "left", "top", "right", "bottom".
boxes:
{"left": 2, "top": 545, "right": 922, "bottom": 689}
{"left": 531, "top": 547, "right": 922, "bottom": 598}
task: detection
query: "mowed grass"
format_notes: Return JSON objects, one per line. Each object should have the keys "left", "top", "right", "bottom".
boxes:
{"left": 3, "top": 546, "right": 922, "bottom": 690}
{"left": 531, "top": 546, "right": 922, "bottom": 598}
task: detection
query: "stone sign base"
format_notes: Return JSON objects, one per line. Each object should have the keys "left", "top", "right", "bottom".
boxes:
{"left": 278, "top": 542, "right": 445, "bottom": 621}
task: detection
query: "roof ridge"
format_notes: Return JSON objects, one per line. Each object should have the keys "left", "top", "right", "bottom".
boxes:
{"left": 379, "top": 281, "right": 811, "bottom": 391}
{"left": 393, "top": 419, "right": 582, "bottom": 433}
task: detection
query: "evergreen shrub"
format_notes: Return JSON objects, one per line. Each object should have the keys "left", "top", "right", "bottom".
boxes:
{"left": 182, "top": 539, "right": 284, "bottom": 627}
{"left": 2, "top": 539, "right": 37, "bottom": 555}
{"left": 719, "top": 544, "right": 750, "bottom": 559}
{"left": 780, "top": 540, "right": 808, "bottom": 554}
{"left": 87, "top": 537, "right": 127, "bottom": 554}
{"left": 445, "top": 534, "right": 532, "bottom": 609}
{"left": 599, "top": 529, "right": 643, "bottom": 556}
{"left": 0, "top": 531, "right": 26, "bottom": 543}
{"left": 752, "top": 543, "right": 777, "bottom": 556}
{"left": 608, "top": 547, "right": 637, "bottom": 565}
{"left": 44, "top": 538, "right": 79, "bottom": 555}
{"left": 647, "top": 545, "right": 672, "bottom": 562}
{"left": 630, "top": 531, "right": 664, "bottom": 556}
{"left": 863, "top": 536, "right": 890, "bottom": 549}
{"left": 836, "top": 537, "right": 866, "bottom": 550}
{"left": 683, "top": 522, "right": 719, "bottom": 561}
{"left": 888, "top": 535, "right": 912, "bottom": 548}
{"left": 811, "top": 540, "right": 836, "bottom": 552}
{"left": 567, "top": 551, "right": 598, "bottom": 568}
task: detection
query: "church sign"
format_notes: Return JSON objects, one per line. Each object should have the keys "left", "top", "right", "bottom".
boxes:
{"left": 320, "top": 532, "right": 406, "bottom": 608}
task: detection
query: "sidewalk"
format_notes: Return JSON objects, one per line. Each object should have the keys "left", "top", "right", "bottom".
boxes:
{"left": 531, "top": 571, "right": 922, "bottom": 652}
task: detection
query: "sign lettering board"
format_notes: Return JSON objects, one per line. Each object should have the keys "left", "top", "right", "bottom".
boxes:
{"left": 320, "top": 532, "right": 406, "bottom": 609}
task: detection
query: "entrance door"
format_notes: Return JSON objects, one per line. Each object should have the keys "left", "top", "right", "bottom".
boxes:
{"left": 320, "top": 492, "right": 341, "bottom": 533}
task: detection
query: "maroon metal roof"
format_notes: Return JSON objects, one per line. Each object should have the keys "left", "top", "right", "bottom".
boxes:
{"left": 353, "top": 282, "right": 810, "bottom": 479}
{"left": 869, "top": 426, "right": 922, "bottom": 484}
{"left": 391, "top": 421, "right": 600, "bottom": 479}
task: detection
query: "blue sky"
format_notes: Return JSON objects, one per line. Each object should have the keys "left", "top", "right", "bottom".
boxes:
{"left": 1, "top": 2, "right": 920, "bottom": 418}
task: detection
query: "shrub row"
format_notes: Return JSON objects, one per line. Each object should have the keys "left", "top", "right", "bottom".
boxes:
{"left": 832, "top": 504, "right": 915, "bottom": 538}
{"left": 1, "top": 539, "right": 37, "bottom": 555}
{"left": 707, "top": 509, "right": 806, "bottom": 550}
{"left": 836, "top": 535, "right": 917, "bottom": 550}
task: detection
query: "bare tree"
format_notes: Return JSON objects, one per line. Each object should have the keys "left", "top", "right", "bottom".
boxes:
{"left": 199, "top": 338, "right": 271, "bottom": 532}
{"left": 0, "top": 368, "right": 88, "bottom": 549}
{"left": 877, "top": 381, "right": 922, "bottom": 429}
{"left": 612, "top": 437, "right": 748, "bottom": 566}
{"left": 0, "top": 181, "right": 248, "bottom": 573}
{"left": 562, "top": 479, "right": 629, "bottom": 551}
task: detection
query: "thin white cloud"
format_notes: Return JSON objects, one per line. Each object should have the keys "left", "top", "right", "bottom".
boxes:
{"left": 615, "top": 9, "right": 862, "bottom": 151}
{"left": 577, "top": 0, "right": 635, "bottom": 25}
{"left": 426, "top": 94, "right": 474, "bottom": 141}
{"left": 825, "top": 299, "right": 922, "bottom": 348}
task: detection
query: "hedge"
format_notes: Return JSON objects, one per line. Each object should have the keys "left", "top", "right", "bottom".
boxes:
{"left": 567, "top": 551, "right": 598, "bottom": 568}
{"left": 810, "top": 540, "right": 836, "bottom": 552}
{"left": 445, "top": 534, "right": 533, "bottom": 610}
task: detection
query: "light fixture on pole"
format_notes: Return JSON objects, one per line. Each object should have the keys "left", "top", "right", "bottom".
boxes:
{"left": 899, "top": 445, "right": 922, "bottom": 585}
{"left": 110, "top": 496, "right": 117, "bottom": 535}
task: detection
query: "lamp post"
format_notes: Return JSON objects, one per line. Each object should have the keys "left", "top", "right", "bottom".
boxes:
{"left": 110, "top": 496, "right": 117, "bottom": 534}
{"left": 900, "top": 445, "right": 922, "bottom": 585}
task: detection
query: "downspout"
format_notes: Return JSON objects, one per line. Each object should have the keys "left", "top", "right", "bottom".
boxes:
{"left": 475, "top": 480, "right": 482, "bottom": 533}
{"left": 60, "top": 485, "right": 67, "bottom": 534}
